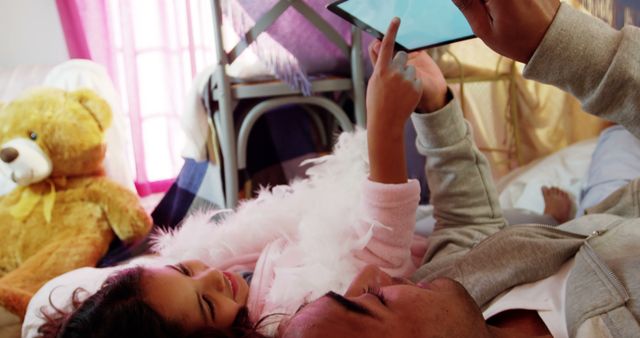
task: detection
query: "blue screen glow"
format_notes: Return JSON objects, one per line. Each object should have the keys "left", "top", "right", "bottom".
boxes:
{"left": 337, "top": 0, "right": 474, "bottom": 50}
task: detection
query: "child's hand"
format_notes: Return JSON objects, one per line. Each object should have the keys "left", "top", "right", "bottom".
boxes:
{"left": 366, "top": 18, "right": 422, "bottom": 133}
{"left": 370, "top": 46, "right": 448, "bottom": 114}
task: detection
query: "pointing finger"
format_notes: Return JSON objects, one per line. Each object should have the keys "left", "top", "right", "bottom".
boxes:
{"left": 378, "top": 17, "right": 401, "bottom": 68}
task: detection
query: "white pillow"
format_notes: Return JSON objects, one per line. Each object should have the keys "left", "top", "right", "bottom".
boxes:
{"left": 21, "top": 267, "right": 120, "bottom": 338}
{"left": 21, "top": 256, "right": 170, "bottom": 338}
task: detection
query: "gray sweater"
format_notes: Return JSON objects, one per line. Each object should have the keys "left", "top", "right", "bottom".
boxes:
{"left": 409, "top": 4, "right": 640, "bottom": 337}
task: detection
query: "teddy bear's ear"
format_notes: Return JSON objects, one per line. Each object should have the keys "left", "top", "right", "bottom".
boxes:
{"left": 69, "top": 89, "right": 113, "bottom": 131}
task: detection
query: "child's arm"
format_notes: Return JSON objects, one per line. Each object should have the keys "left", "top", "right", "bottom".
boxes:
{"left": 356, "top": 19, "right": 448, "bottom": 276}
{"left": 366, "top": 18, "right": 422, "bottom": 184}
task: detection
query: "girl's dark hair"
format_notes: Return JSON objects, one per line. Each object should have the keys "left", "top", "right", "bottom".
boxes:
{"left": 37, "top": 266, "right": 268, "bottom": 338}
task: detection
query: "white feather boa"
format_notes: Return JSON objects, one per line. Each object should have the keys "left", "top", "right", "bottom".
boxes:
{"left": 152, "top": 129, "right": 379, "bottom": 333}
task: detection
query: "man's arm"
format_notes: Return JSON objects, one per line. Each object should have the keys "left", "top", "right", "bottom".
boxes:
{"left": 453, "top": 0, "right": 640, "bottom": 137}
{"left": 411, "top": 97, "right": 506, "bottom": 264}
{"left": 523, "top": 3, "right": 640, "bottom": 136}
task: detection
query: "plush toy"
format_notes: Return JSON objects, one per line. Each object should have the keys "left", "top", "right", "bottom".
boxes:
{"left": 0, "top": 87, "right": 152, "bottom": 319}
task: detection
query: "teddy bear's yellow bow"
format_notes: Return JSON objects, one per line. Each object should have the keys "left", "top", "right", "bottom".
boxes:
{"left": 9, "top": 180, "right": 56, "bottom": 223}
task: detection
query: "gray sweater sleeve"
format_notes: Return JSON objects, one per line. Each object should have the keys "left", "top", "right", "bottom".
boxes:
{"left": 410, "top": 98, "right": 506, "bottom": 265}
{"left": 523, "top": 3, "right": 640, "bottom": 137}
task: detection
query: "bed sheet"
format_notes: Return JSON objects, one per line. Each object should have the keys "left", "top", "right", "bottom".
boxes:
{"left": 19, "top": 134, "right": 601, "bottom": 337}
{"left": 497, "top": 139, "right": 598, "bottom": 215}
{"left": 20, "top": 138, "right": 599, "bottom": 337}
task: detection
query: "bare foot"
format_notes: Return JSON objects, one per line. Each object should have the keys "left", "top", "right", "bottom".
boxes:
{"left": 542, "top": 186, "right": 574, "bottom": 224}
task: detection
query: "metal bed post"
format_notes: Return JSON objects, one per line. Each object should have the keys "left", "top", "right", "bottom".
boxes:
{"left": 210, "top": 0, "right": 239, "bottom": 208}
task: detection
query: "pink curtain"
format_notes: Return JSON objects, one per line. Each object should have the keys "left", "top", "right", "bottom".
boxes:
{"left": 55, "top": 0, "right": 91, "bottom": 59}
{"left": 55, "top": 0, "right": 216, "bottom": 196}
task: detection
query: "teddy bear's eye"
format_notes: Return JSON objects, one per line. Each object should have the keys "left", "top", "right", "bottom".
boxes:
{"left": 28, "top": 131, "right": 38, "bottom": 141}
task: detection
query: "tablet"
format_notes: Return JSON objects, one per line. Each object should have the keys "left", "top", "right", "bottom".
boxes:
{"left": 327, "top": 0, "right": 475, "bottom": 52}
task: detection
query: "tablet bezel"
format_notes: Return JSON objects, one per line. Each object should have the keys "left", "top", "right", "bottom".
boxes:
{"left": 327, "top": 0, "right": 476, "bottom": 52}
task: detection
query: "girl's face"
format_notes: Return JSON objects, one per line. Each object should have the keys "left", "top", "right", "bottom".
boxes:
{"left": 142, "top": 260, "right": 250, "bottom": 332}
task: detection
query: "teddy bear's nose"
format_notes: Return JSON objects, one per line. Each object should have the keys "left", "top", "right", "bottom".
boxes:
{"left": 0, "top": 147, "right": 19, "bottom": 163}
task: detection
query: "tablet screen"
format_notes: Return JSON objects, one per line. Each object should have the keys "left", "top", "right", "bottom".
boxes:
{"left": 331, "top": 0, "right": 474, "bottom": 50}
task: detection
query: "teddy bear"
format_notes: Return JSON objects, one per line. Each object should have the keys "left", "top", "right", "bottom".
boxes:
{"left": 0, "top": 87, "right": 152, "bottom": 319}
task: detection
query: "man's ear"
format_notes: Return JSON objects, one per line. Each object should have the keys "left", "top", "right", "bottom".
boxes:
{"left": 69, "top": 89, "right": 113, "bottom": 131}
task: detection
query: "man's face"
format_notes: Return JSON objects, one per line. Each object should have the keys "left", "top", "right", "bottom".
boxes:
{"left": 280, "top": 265, "right": 491, "bottom": 338}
